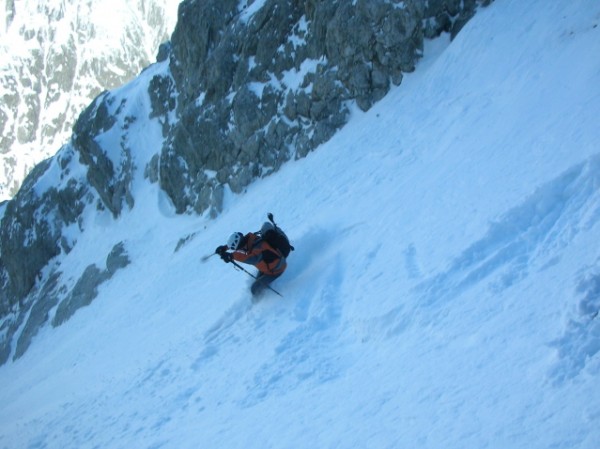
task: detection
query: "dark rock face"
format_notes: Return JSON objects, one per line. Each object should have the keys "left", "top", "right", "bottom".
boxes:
{"left": 73, "top": 93, "right": 135, "bottom": 217}
{"left": 1, "top": 242, "right": 130, "bottom": 363}
{"left": 52, "top": 242, "right": 130, "bottom": 328}
{"left": 13, "top": 271, "right": 63, "bottom": 360}
{"left": 0, "top": 104, "right": 135, "bottom": 362}
{"left": 0, "top": 152, "right": 89, "bottom": 309}
{"left": 0, "top": 86, "right": 139, "bottom": 318}
{"left": 155, "top": 0, "right": 491, "bottom": 215}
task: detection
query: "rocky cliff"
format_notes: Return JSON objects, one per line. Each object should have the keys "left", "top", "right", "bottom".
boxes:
{"left": 158, "top": 0, "right": 491, "bottom": 215}
{"left": 0, "top": 0, "right": 491, "bottom": 364}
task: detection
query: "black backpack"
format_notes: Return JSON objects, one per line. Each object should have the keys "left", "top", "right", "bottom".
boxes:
{"left": 259, "top": 216, "right": 294, "bottom": 258}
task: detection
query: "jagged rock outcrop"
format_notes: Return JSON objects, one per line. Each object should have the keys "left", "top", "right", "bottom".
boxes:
{"left": 51, "top": 242, "right": 130, "bottom": 329}
{"left": 0, "top": 0, "right": 492, "bottom": 364}
{"left": 0, "top": 144, "right": 94, "bottom": 364}
{"left": 0, "top": 150, "right": 89, "bottom": 307}
{"left": 152, "top": 0, "right": 491, "bottom": 215}
{"left": 4, "top": 242, "right": 130, "bottom": 363}
{"left": 73, "top": 93, "right": 136, "bottom": 217}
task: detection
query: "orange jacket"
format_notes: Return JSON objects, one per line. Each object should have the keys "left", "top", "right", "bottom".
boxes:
{"left": 231, "top": 232, "right": 287, "bottom": 276}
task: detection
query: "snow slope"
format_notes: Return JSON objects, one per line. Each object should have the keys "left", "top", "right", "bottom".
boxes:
{"left": 1, "top": 0, "right": 600, "bottom": 447}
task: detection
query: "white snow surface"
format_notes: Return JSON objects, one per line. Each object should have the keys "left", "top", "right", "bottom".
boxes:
{"left": 1, "top": 0, "right": 600, "bottom": 447}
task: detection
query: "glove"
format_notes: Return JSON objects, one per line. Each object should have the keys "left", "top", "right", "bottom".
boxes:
{"left": 215, "top": 245, "right": 228, "bottom": 255}
{"left": 220, "top": 252, "right": 232, "bottom": 263}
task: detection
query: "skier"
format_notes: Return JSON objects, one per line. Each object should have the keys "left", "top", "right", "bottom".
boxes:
{"left": 215, "top": 222, "right": 288, "bottom": 296}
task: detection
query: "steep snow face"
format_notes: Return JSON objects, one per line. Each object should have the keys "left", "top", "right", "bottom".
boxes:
{"left": 0, "top": 0, "right": 599, "bottom": 448}
{"left": 0, "top": 0, "right": 490, "bottom": 357}
{"left": 0, "top": 0, "right": 181, "bottom": 201}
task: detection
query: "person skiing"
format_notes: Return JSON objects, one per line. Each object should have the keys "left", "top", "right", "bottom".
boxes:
{"left": 215, "top": 223, "right": 287, "bottom": 296}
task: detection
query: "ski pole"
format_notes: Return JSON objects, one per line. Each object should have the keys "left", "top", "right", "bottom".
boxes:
{"left": 230, "top": 260, "right": 283, "bottom": 297}
{"left": 201, "top": 252, "right": 217, "bottom": 263}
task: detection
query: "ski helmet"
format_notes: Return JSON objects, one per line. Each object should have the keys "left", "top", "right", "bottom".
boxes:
{"left": 227, "top": 232, "right": 244, "bottom": 250}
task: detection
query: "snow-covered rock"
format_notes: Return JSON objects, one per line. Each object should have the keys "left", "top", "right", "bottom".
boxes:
{"left": 161, "top": 0, "right": 490, "bottom": 215}
{"left": 0, "top": 0, "right": 180, "bottom": 201}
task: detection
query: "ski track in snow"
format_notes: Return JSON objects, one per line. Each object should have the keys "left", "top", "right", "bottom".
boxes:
{"left": 376, "top": 153, "right": 600, "bottom": 385}
{"left": 416, "top": 154, "right": 600, "bottom": 312}
{"left": 550, "top": 262, "right": 600, "bottom": 384}
{"left": 240, "top": 257, "right": 346, "bottom": 408}
{"left": 193, "top": 226, "right": 350, "bottom": 410}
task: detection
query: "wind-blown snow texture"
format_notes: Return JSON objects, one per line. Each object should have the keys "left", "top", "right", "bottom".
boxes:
{"left": 1, "top": 0, "right": 600, "bottom": 447}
